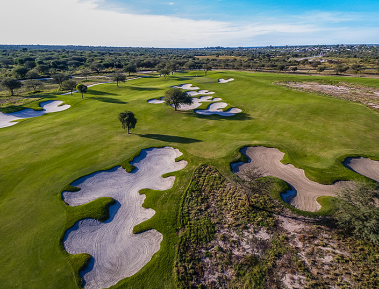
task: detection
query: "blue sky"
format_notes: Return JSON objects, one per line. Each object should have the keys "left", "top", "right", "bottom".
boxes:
{"left": 1, "top": 0, "right": 378, "bottom": 47}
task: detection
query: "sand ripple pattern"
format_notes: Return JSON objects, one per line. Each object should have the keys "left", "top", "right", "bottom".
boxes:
{"left": 63, "top": 147, "right": 187, "bottom": 289}
{"left": 0, "top": 100, "right": 70, "bottom": 128}
{"left": 344, "top": 157, "right": 379, "bottom": 182}
{"left": 233, "top": 147, "right": 350, "bottom": 212}
{"left": 195, "top": 102, "right": 242, "bottom": 116}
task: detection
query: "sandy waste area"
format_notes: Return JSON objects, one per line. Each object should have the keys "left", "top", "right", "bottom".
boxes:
{"left": 280, "top": 81, "right": 379, "bottom": 110}
{"left": 63, "top": 147, "right": 187, "bottom": 289}
{"left": 0, "top": 100, "right": 70, "bottom": 128}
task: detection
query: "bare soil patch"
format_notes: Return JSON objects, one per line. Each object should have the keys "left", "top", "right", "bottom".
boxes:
{"left": 278, "top": 81, "right": 379, "bottom": 110}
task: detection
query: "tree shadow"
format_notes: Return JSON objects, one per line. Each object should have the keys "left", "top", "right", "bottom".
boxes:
{"left": 138, "top": 133, "right": 202, "bottom": 143}
{"left": 89, "top": 89, "right": 117, "bottom": 96}
{"left": 92, "top": 97, "right": 127, "bottom": 104}
{"left": 128, "top": 86, "right": 160, "bottom": 91}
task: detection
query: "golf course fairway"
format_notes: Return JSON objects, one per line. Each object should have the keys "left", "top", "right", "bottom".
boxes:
{"left": 1, "top": 71, "right": 379, "bottom": 289}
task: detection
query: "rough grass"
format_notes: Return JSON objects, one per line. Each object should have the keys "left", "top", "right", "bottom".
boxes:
{"left": 1, "top": 71, "right": 379, "bottom": 288}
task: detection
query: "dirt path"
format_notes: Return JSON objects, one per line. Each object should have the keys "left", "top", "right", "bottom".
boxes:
{"left": 63, "top": 147, "right": 187, "bottom": 289}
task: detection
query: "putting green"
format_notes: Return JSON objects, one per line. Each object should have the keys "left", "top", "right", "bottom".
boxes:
{"left": 1, "top": 71, "right": 379, "bottom": 289}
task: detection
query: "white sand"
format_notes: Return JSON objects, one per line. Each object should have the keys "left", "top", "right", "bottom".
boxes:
{"left": 218, "top": 78, "right": 234, "bottom": 83}
{"left": 195, "top": 102, "right": 242, "bottom": 116}
{"left": 171, "top": 83, "right": 200, "bottom": 90}
{"left": 186, "top": 90, "right": 215, "bottom": 97}
{"left": 234, "top": 147, "right": 350, "bottom": 212}
{"left": 171, "top": 96, "right": 222, "bottom": 110}
{"left": 343, "top": 157, "right": 379, "bottom": 182}
{"left": 147, "top": 97, "right": 165, "bottom": 104}
{"left": 63, "top": 147, "right": 187, "bottom": 289}
{"left": 0, "top": 100, "right": 70, "bottom": 128}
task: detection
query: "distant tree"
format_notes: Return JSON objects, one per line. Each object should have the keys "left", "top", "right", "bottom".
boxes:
{"left": 334, "top": 64, "right": 349, "bottom": 75}
{"left": 52, "top": 73, "right": 70, "bottom": 88}
{"left": 12, "top": 66, "right": 29, "bottom": 79}
{"left": 80, "top": 69, "right": 91, "bottom": 79}
{"left": 277, "top": 64, "right": 286, "bottom": 72}
{"left": 310, "top": 61, "right": 321, "bottom": 68}
{"left": 26, "top": 69, "right": 40, "bottom": 79}
{"left": 164, "top": 88, "right": 193, "bottom": 111}
{"left": 61, "top": 79, "right": 77, "bottom": 95}
{"left": 24, "top": 79, "right": 44, "bottom": 92}
{"left": 291, "top": 66, "right": 298, "bottom": 72}
{"left": 118, "top": 110, "right": 137, "bottom": 134}
{"left": 351, "top": 64, "right": 362, "bottom": 74}
{"left": 317, "top": 66, "right": 326, "bottom": 73}
{"left": 0, "top": 78, "right": 23, "bottom": 96}
{"left": 24, "top": 60, "right": 36, "bottom": 69}
{"left": 124, "top": 64, "right": 137, "bottom": 76}
{"left": 159, "top": 69, "right": 170, "bottom": 78}
{"left": 36, "top": 64, "right": 49, "bottom": 75}
{"left": 203, "top": 64, "right": 212, "bottom": 75}
{"left": 336, "top": 182, "right": 379, "bottom": 244}
{"left": 90, "top": 63, "right": 104, "bottom": 75}
{"left": 111, "top": 72, "right": 126, "bottom": 87}
{"left": 76, "top": 83, "right": 88, "bottom": 99}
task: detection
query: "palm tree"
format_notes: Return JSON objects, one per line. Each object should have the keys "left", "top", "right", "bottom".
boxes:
{"left": 118, "top": 111, "right": 137, "bottom": 134}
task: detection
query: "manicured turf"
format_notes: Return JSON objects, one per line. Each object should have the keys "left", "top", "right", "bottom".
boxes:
{"left": 0, "top": 71, "right": 379, "bottom": 288}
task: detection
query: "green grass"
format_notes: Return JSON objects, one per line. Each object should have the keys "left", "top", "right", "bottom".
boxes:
{"left": 1, "top": 71, "right": 379, "bottom": 288}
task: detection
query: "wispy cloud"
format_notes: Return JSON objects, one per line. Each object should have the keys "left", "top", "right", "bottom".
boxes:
{"left": 0, "top": 0, "right": 377, "bottom": 47}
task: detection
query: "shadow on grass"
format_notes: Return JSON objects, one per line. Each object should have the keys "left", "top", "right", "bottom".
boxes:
{"left": 128, "top": 86, "right": 161, "bottom": 91}
{"left": 89, "top": 89, "right": 117, "bottom": 96}
{"left": 92, "top": 97, "right": 127, "bottom": 104}
{"left": 190, "top": 112, "right": 252, "bottom": 121}
{"left": 138, "top": 133, "right": 202, "bottom": 143}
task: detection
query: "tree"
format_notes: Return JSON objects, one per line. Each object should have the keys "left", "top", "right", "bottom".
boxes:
{"left": 0, "top": 78, "right": 23, "bottom": 96}
{"left": 76, "top": 83, "right": 88, "bottom": 99}
{"left": 26, "top": 69, "right": 40, "bottom": 79}
{"left": 351, "top": 64, "right": 362, "bottom": 74}
{"left": 317, "top": 66, "right": 326, "bottom": 73}
{"left": 24, "top": 79, "right": 44, "bottom": 92}
{"left": 12, "top": 66, "right": 29, "bottom": 79}
{"left": 203, "top": 64, "right": 212, "bottom": 75}
{"left": 61, "top": 80, "right": 77, "bottom": 95}
{"left": 90, "top": 63, "right": 104, "bottom": 75}
{"left": 277, "top": 64, "right": 286, "bottom": 72}
{"left": 336, "top": 182, "right": 379, "bottom": 244}
{"left": 52, "top": 73, "right": 69, "bottom": 88}
{"left": 80, "top": 69, "right": 90, "bottom": 79}
{"left": 334, "top": 64, "right": 349, "bottom": 75}
{"left": 118, "top": 111, "right": 137, "bottom": 134}
{"left": 111, "top": 72, "right": 126, "bottom": 87}
{"left": 164, "top": 88, "right": 193, "bottom": 111}
{"left": 291, "top": 66, "right": 298, "bottom": 72}
{"left": 159, "top": 69, "right": 170, "bottom": 78}
{"left": 124, "top": 64, "right": 137, "bottom": 76}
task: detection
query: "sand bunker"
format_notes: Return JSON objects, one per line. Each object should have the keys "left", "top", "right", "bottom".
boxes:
{"left": 186, "top": 90, "right": 215, "bottom": 97}
{"left": 195, "top": 102, "right": 242, "bottom": 116}
{"left": 171, "top": 84, "right": 200, "bottom": 90}
{"left": 171, "top": 96, "right": 222, "bottom": 110}
{"left": 218, "top": 78, "right": 234, "bottom": 83}
{"left": 344, "top": 157, "right": 379, "bottom": 182}
{"left": 147, "top": 97, "right": 165, "bottom": 104}
{"left": 0, "top": 100, "right": 70, "bottom": 128}
{"left": 233, "top": 147, "right": 350, "bottom": 212}
{"left": 63, "top": 147, "right": 187, "bottom": 289}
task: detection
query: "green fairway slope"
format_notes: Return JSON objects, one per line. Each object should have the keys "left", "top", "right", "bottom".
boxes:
{"left": 0, "top": 71, "right": 378, "bottom": 288}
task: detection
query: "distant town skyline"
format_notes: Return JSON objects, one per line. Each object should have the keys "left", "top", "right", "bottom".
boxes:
{"left": 1, "top": 0, "right": 379, "bottom": 48}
